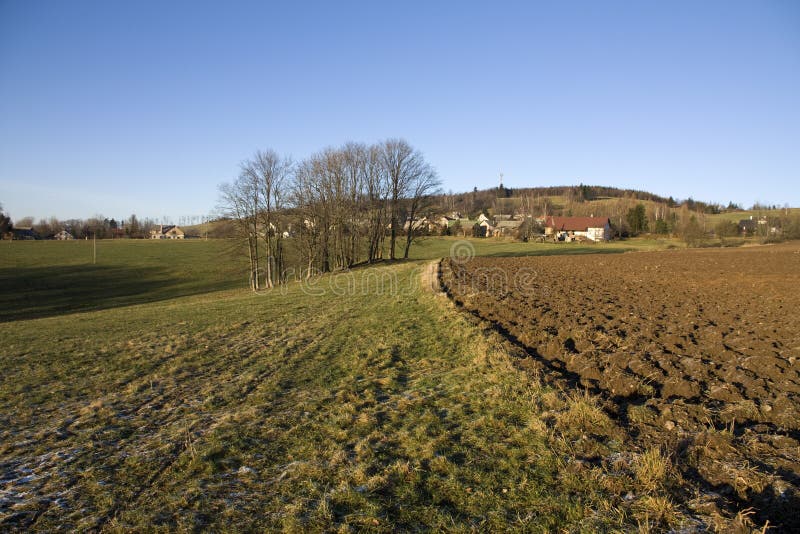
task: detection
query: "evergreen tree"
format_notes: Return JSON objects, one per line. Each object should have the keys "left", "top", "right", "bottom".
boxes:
{"left": 626, "top": 204, "right": 648, "bottom": 235}
{"left": 0, "top": 204, "right": 11, "bottom": 237}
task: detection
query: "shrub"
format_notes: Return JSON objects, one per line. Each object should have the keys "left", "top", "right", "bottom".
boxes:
{"left": 681, "top": 216, "right": 704, "bottom": 247}
{"left": 714, "top": 220, "right": 739, "bottom": 238}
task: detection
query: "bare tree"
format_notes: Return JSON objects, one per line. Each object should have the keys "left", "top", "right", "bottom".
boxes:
{"left": 379, "top": 139, "right": 440, "bottom": 259}
{"left": 403, "top": 161, "right": 440, "bottom": 258}
{"left": 219, "top": 174, "right": 260, "bottom": 291}
{"left": 364, "top": 144, "right": 388, "bottom": 262}
{"left": 15, "top": 216, "right": 34, "bottom": 228}
{"left": 126, "top": 214, "right": 141, "bottom": 238}
{"left": 381, "top": 139, "right": 416, "bottom": 260}
{"left": 292, "top": 158, "right": 322, "bottom": 278}
{"left": 291, "top": 143, "right": 386, "bottom": 272}
{"left": 342, "top": 142, "right": 367, "bottom": 267}
{"left": 240, "top": 150, "right": 292, "bottom": 288}
{"left": 292, "top": 150, "right": 338, "bottom": 273}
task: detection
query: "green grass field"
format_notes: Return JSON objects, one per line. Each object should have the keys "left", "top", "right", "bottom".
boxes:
{"left": 1, "top": 237, "right": 713, "bottom": 530}
{"left": 0, "top": 237, "right": 676, "bottom": 323}
{"left": 0, "top": 239, "right": 247, "bottom": 321}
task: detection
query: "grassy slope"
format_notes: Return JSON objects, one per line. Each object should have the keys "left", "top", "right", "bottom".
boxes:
{"left": 1, "top": 238, "right": 693, "bottom": 531}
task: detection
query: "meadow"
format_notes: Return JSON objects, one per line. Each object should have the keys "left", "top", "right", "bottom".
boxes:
{"left": 0, "top": 237, "right": 671, "bottom": 322}
{"left": 0, "top": 236, "right": 765, "bottom": 531}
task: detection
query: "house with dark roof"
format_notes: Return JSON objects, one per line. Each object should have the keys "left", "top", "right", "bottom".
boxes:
{"left": 150, "top": 225, "right": 185, "bottom": 239}
{"left": 545, "top": 216, "right": 611, "bottom": 242}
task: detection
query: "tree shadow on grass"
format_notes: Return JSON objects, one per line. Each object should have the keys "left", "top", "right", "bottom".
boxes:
{"left": 0, "top": 264, "right": 221, "bottom": 322}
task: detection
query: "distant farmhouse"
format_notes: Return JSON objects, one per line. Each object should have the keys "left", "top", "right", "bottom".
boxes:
{"left": 738, "top": 216, "right": 778, "bottom": 236}
{"left": 545, "top": 216, "right": 611, "bottom": 242}
{"left": 54, "top": 230, "right": 74, "bottom": 240}
{"left": 150, "top": 225, "right": 185, "bottom": 239}
{"left": 477, "top": 219, "right": 493, "bottom": 237}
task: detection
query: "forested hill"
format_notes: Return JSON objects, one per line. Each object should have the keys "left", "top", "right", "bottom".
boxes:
{"left": 502, "top": 185, "right": 672, "bottom": 204}
{"left": 440, "top": 184, "right": 677, "bottom": 210}
{"left": 434, "top": 184, "right": 739, "bottom": 218}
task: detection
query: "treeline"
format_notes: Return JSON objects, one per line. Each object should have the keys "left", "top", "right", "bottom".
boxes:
{"left": 512, "top": 185, "right": 673, "bottom": 204}
{"left": 0, "top": 212, "right": 159, "bottom": 240}
{"left": 622, "top": 202, "right": 800, "bottom": 246}
{"left": 437, "top": 184, "right": 743, "bottom": 220}
{"left": 218, "top": 139, "right": 440, "bottom": 290}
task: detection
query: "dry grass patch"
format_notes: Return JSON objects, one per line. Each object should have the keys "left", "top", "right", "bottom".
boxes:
{"left": 634, "top": 495, "right": 680, "bottom": 531}
{"left": 634, "top": 447, "right": 672, "bottom": 492}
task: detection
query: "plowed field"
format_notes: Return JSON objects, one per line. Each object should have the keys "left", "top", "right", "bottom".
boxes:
{"left": 441, "top": 242, "right": 800, "bottom": 530}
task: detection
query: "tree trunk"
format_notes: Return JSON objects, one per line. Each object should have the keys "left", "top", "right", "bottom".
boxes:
{"left": 403, "top": 206, "right": 416, "bottom": 259}
{"left": 264, "top": 230, "right": 273, "bottom": 289}
{"left": 246, "top": 236, "right": 256, "bottom": 291}
{"left": 251, "top": 222, "right": 260, "bottom": 291}
{"left": 389, "top": 198, "right": 397, "bottom": 260}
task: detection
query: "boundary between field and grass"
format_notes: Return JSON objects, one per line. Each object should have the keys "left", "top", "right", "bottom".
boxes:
{"left": 432, "top": 258, "right": 590, "bottom": 390}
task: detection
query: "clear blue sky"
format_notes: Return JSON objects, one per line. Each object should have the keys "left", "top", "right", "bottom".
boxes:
{"left": 1, "top": 0, "right": 798, "bottom": 222}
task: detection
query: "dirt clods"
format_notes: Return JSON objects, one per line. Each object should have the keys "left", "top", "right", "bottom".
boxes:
{"left": 441, "top": 243, "right": 800, "bottom": 531}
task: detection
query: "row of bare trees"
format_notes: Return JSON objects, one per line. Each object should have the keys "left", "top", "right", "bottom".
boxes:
{"left": 218, "top": 139, "right": 440, "bottom": 290}
{"left": 218, "top": 150, "right": 291, "bottom": 290}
